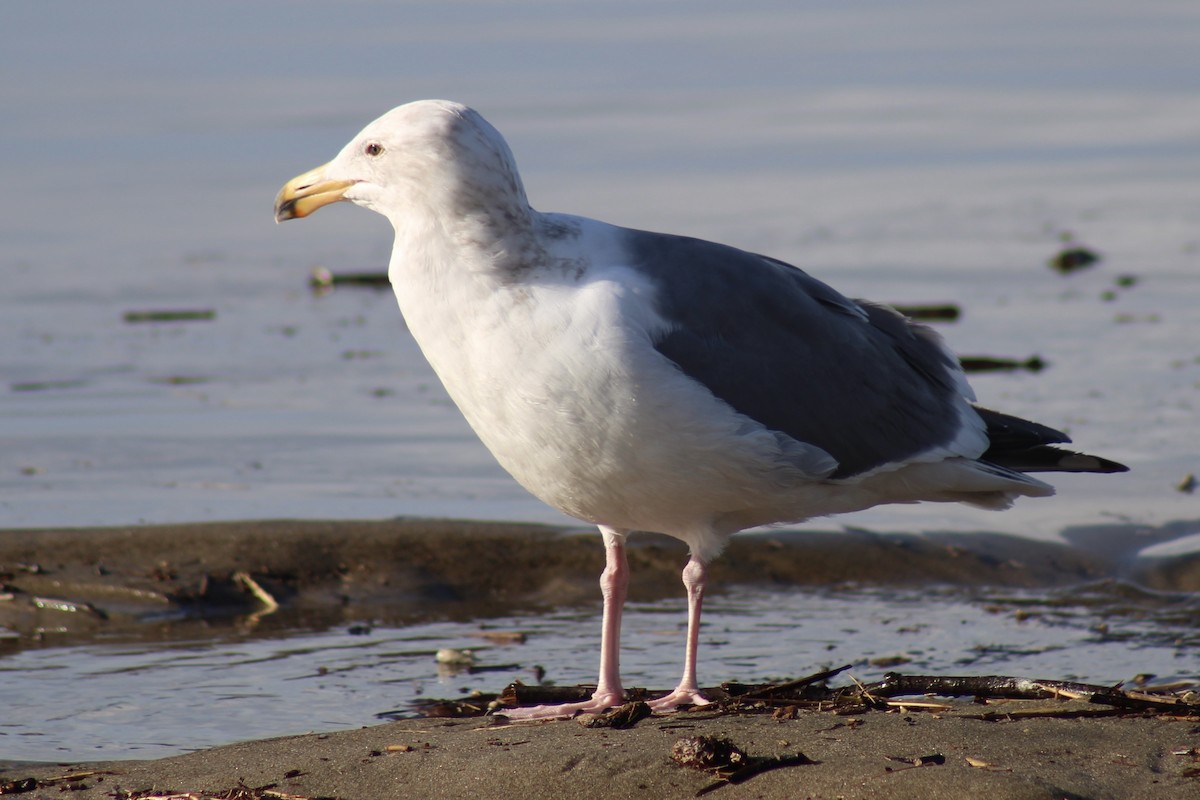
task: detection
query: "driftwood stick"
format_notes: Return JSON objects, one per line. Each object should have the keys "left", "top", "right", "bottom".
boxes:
{"left": 1093, "top": 690, "right": 1200, "bottom": 715}
{"left": 856, "top": 673, "right": 1200, "bottom": 716}
{"left": 727, "top": 664, "right": 854, "bottom": 701}
{"left": 499, "top": 683, "right": 596, "bottom": 706}
{"left": 859, "top": 673, "right": 1107, "bottom": 700}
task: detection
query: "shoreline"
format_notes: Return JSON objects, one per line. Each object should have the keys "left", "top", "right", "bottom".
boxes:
{"left": 2, "top": 517, "right": 1197, "bottom": 647}
{"left": 3, "top": 518, "right": 1198, "bottom": 798}
{"left": 3, "top": 517, "right": 1198, "bottom": 619}
{"left": 3, "top": 516, "right": 1197, "bottom": 666}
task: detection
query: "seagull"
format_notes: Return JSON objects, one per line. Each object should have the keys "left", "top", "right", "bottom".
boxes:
{"left": 274, "top": 100, "right": 1127, "bottom": 719}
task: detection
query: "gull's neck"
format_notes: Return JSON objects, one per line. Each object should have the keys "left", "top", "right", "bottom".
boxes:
{"left": 388, "top": 182, "right": 547, "bottom": 284}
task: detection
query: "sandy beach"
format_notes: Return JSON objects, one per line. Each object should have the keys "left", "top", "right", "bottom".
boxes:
{"left": 2, "top": 520, "right": 1198, "bottom": 798}
{"left": 4, "top": 696, "right": 1198, "bottom": 799}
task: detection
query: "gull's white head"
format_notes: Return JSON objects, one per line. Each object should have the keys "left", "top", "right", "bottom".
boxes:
{"left": 274, "top": 100, "right": 530, "bottom": 228}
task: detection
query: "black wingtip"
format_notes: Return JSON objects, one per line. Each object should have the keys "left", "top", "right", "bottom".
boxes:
{"left": 985, "top": 445, "right": 1129, "bottom": 474}
{"left": 974, "top": 406, "right": 1127, "bottom": 475}
{"left": 1056, "top": 451, "right": 1130, "bottom": 474}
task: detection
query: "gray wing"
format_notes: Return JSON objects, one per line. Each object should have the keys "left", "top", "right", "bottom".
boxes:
{"left": 623, "top": 229, "right": 967, "bottom": 479}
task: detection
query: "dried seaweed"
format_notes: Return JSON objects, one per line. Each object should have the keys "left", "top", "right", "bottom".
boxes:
{"left": 671, "top": 735, "right": 817, "bottom": 796}
{"left": 576, "top": 700, "right": 653, "bottom": 729}
{"left": 476, "top": 667, "right": 1199, "bottom": 721}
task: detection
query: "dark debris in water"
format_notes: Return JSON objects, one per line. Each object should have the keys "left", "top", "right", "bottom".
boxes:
{"left": 308, "top": 267, "right": 389, "bottom": 293}
{"left": 891, "top": 303, "right": 961, "bottom": 322}
{"left": 958, "top": 354, "right": 1046, "bottom": 373}
{"left": 10, "top": 378, "right": 88, "bottom": 392}
{"left": 122, "top": 309, "right": 216, "bottom": 323}
{"left": 1050, "top": 245, "right": 1102, "bottom": 275}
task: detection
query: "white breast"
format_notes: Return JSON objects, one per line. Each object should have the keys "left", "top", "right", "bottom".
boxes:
{"left": 386, "top": 224, "right": 828, "bottom": 545}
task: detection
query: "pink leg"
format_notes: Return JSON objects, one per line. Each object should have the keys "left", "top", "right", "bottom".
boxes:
{"left": 647, "top": 555, "right": 712, "bottom": 712}
{"left": 499, "top": 527, "right": 629, "bottom": 720}
{"left": 592, "top": 527, "right": 629, "bottom": 703}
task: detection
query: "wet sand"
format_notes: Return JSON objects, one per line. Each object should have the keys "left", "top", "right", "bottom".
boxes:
{"left": 4, "top": 517, "right": 1199, "bottom": 647}
{"left": 4, "top": 699, "right": 1198, "bottom": 799}
{"left": 2, "top": 519, "right": 1199, "bottom": 798}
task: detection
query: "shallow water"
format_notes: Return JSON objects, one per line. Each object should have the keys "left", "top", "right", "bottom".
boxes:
{"left": 3, "top": 0, "right": 1199, "bottom": 536}
{"left": 2, "top": 0, "right": 1199, "bottom": 763}
{"left": 2, "top": 581, "right": 1195, "bottom": 762}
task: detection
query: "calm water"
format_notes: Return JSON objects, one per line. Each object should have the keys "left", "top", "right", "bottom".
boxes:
{"left": 2, "top": 0, "right": 1199, "bottom": 762}
{"left": 3, "top": 581, "right": 1196, "bottom": 762}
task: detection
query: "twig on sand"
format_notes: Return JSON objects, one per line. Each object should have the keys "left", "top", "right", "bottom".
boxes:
{"left": 857, "top": 673, "right": 1200, "bottom": 717}
{"left": 726, "top": 664, "right": 854, "bottom": 701}
{"left": 111, "top": 780, "right": 339, "bottom": 800}
{"left": 232, "top": 571, "right": 279, "bottom": 613}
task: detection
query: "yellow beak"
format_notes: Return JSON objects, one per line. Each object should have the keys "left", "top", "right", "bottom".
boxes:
{"left": 273, "top": 163, "right": 356, "bottom": 222}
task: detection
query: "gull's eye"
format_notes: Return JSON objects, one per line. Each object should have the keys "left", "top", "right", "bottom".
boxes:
{"left": 364, "top": 142, "right": 384, "bottom": 157}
